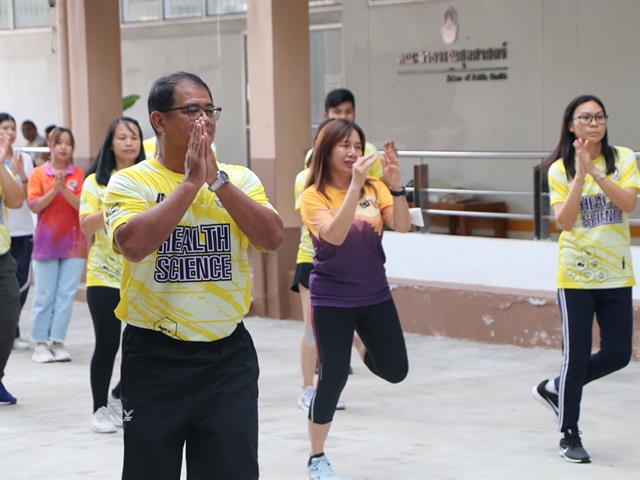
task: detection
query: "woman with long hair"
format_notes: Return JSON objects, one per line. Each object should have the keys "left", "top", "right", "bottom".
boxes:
{"left": 293, "top": 118, "right": 351, "bottom": 412}
{"left": 299, "top": 118, "right": 411, "bottom": 479}
{"left": 0, "top": 113, "right": 34, "bottom": 350}
{"left": 28, "top": 127, "right": 86, "bottom": 363}
{"left": 533, "top": 95, "right": 640, "bottom": 463}
{"left": 80, "top": 117, "right": 145, "bottom": 433}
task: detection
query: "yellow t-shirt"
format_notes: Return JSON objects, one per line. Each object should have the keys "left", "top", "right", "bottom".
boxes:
{"left": 295, "top": 142, "right": 383, "bottom": 264}
{"left": 103, "top": 159, "right": 275, "bottom": 341}
{"left": 549, "top": 146, "right": 640, "bottom": 289}
{"left": 0, "top": 178, "right": 10, "bottom": 255}
{"left": 300, "top": 179, "right": 394, "bottom": 307}
{"left": 79, "top": 174, "right": 122, "bottom": 289}
{"left": 294, "top": 168, "right": 314, "bottom": 264}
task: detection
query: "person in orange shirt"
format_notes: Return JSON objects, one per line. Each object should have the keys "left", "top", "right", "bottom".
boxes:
{"left": 300, "top": 118, "right": 411, "bottom": 479}
{"left": 28, "top": 127, "right": 86, "bottom": 363}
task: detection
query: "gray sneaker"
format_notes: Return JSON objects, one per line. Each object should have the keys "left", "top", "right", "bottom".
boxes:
{"left": 308, "top": 455, "right": 340, "bottom": 480}
{"left": 559, "top": 429, "right": 591, "bottom": 463}
{"left": 108, "top": 393, "right": 123, "bottom": 428}
{"left": 32, "top": 343, "right": 55, "bottom": 363}
{"left": 50, "top": 342, "right": 71, "bottom": 362}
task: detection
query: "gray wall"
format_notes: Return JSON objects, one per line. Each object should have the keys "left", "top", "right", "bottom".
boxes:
{"left": 343, "top": 0, "right": 640, "bottom": 214}
{"left": 121, "top": 17, "right": 247, "bottom": 166}
{"left": 3, "top": 1, "right": 640, "bottom": 216}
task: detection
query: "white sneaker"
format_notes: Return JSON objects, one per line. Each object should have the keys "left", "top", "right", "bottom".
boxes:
{"left": 298, "top": 386, "right": 315, "bottom": 411}
{"left": 12, "top": 338, "right": 30, "bottom": 350}
{"left": 308, "top": 454, "right": 340, "bottom": 480}
{"left": 32, "top": 343, "right": 55, "bottom": 363}
{"left": 50, "top": 342, "right": 71, "bottom": 362}
{"left": 91, "top": 406, "right": 117, "bottom": 434}
{"left": 107, "top": 394, "right": 123, "bottom": 428}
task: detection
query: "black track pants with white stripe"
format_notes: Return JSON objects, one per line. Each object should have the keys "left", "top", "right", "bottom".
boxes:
{"left": 555, "top": 287, "right": 633, "bottom": 432}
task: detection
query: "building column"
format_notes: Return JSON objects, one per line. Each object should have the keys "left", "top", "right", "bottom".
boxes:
{"left": 246, "top": 0, "right": 310, "bottom": 318}
{"left": 58, "top": 0, "right": 122, "bottom": 165}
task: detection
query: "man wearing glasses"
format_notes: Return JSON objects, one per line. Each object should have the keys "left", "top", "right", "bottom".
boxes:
{"left": 104, "top": 71, "right": 284, "bottom": 480}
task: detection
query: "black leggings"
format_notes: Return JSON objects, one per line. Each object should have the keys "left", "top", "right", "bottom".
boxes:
{"left": 555, "top": 287, "right": 632, "bottom": 432}
{"left": 9, "top": 235, "right": 32, "bottom": 337}
{"left": 87, "top": 286, "right": 122, "bottom": 412}
{"left": 309, "top": 298, "right": 408, "bottom": 424}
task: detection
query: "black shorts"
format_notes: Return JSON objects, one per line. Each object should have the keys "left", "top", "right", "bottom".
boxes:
{"left": 290, "top": 262, "right": 313, "bottom": 292}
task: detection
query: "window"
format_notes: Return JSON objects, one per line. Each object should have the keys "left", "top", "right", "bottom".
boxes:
{"left": 0, "top": 0, "right": 11, "bottom": 29}
{"left": 310, "top": 26, "right": 343, "bottom": 125}
{"left": 122, "top": 0, "right": 339, "bottom": 23}
{"left": 14, "top": 0, "right": 48, "bottom": 28}
{"left": 206, "top": 0, "right": 246, "bottom": 16}
{"left": 121, "top": 0, "right": 162, "bottom": 23}
{"left": 0, "top": 0, "right": 49, "bottom": 29}
{"left": 164, "top": 0, "right": 203, "bottom": 19}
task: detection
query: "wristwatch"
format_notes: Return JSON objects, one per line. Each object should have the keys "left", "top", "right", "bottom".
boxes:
{"left": 389, "top": 185, "right": 406, "bottom": 197}
{"left": 207, "top": 170, "right": 229, "bottom": 193}
{"left": 594, "top": 171, "right": 606, "bottom": 181}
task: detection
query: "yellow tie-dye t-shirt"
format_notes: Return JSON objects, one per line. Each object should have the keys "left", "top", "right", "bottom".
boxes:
{"left": 549, "top": 146, "right": 640, "bottom": 289}
{"left": 80, "top": 173, "right": 122, "bottom": 289}
{"left": 103, "top": 159, "right": 275, "bottom": 341}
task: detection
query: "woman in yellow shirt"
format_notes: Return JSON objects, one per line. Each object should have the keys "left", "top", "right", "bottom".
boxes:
{"left": 80, "top": 117, "right": 145, "bottom": 433}
{"left": 533, "top": 95, "right": 640, "bottom": 463}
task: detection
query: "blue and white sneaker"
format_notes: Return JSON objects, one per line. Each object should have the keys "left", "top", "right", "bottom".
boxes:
{"left": 308, "top": 454, "right": 340, "bottom": 480}
{"left": 0, "top": 381, "right": 17, "bottom": 405}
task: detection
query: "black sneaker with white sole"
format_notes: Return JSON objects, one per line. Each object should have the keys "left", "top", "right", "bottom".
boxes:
{"left": 559, "top": 429, "right": 591, "bottom": 463}
{"left": 532, "top": 379, "right": 559, "bottom": 419}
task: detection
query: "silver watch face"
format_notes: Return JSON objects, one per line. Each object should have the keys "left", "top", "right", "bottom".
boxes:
{"left": 208, "top": 170, "right": 229, "bottom": 192}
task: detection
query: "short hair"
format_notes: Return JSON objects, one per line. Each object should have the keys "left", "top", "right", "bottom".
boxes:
{"left": 0, "top": 112, "right": 16, "bottom": 124}
{"left": 324, "top": 88, "right": 355, "bottom": 113}
{"left": 147, "top": 71, "right": 212, "bottom": 134}
{"left": 44, "top": 124, "right": 57, "bottom": 137}
{"left": 85, "top": 117, "right": 146, "bottom": 186}
{"left": 21, "top": 120, "right": 36, "bottom": 129}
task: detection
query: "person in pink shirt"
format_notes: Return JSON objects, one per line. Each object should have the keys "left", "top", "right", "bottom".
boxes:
{"left": 27, "top": 127, "right": 86, "bottom": 363}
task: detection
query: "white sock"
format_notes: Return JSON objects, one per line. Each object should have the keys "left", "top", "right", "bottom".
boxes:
{"left": 545, "top": 379, "right": 558, "bottom": 394}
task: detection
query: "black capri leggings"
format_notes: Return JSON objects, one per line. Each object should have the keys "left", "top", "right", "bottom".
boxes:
{"left": 309, "top": 298, "right": 409, "bottom": 424}
{"left": 87, "top": 286, "right": 122, "bottom": 412}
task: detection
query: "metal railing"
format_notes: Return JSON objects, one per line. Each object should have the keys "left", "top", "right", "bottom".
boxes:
{"left": 399, "top": 150, "right": 640, "bottom": 240}
{"left": 16, "top": 146, "right": 640, "bottom": 238}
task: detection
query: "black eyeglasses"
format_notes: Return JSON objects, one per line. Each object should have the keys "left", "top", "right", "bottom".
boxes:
{"left": 573, "top": 113, "right": 608, "bottom": 126}
{"left": 160, "top": 103, "right": 222, "bottom": 121}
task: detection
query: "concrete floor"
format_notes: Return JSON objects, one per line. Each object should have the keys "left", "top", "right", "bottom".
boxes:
{"left": 1, "top": 297, "right": 639, "bottom": 479}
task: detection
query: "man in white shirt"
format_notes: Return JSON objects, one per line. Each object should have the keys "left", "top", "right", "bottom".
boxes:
{"left": 21, "top": 120, "right": 46, "bottom": 148}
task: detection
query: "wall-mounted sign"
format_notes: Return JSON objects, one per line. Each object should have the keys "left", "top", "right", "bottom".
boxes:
{"left": 397, "top": 41, "right": 508, "bottom": 82}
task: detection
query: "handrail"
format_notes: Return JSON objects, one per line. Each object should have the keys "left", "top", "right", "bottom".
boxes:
{"left": 397, "top": 150, "right": 549, "bottom": 159}
{"left": 397, "top": 150, "right": 640, "bottom": 159}
{"left": 426, "top": 209, "right": 533, "bottom": 220}
{"left": 14, "top": 146, "right": 49, "bottom": 153}
{"left": 407, "top": 187, "right": 532, "bottom": 196}
{"left": 403, "top": 149, "right": 640, "bottom": 240}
